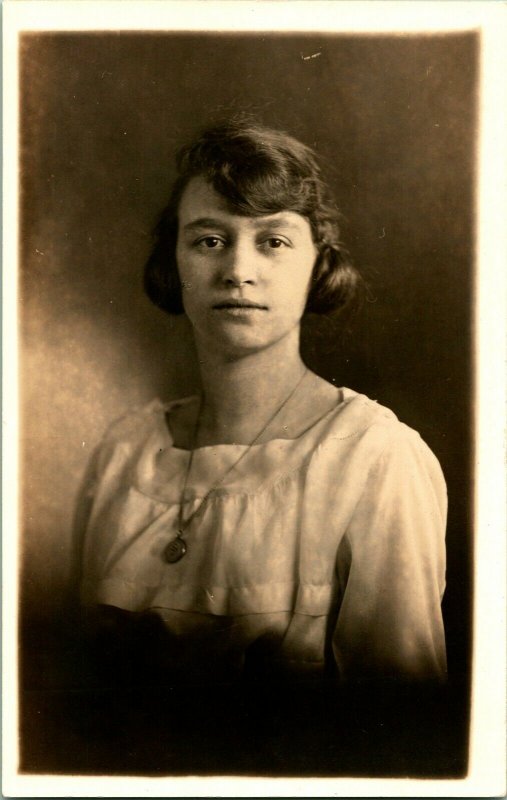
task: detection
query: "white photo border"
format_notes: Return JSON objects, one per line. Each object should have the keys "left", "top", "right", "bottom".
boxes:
{"left": 3, "top": 2, "right": 506, "bottom": 796}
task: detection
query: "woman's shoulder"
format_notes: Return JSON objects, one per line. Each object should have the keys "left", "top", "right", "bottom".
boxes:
{"left": 99, "top": 396, "right": 196, "bottom": 449}
{"left": 330, "top": 388, "right": 402, "bottom": 439}
{"left": 326, "top": 388, "right": 443, "bottom": 472}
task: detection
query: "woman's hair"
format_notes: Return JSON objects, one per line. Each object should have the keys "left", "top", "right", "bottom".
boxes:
{"left": 144, "top": 119, "right": 362, "bottom": 315}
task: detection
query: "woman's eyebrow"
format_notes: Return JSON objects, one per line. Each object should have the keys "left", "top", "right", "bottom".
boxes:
{"left": 182, "top": 215, "right": 303, "bottom": 232}
{"left": 182, "top": 217, "right": 228, "bottom": 231}
{"left": 251, "top": 215, "right": 301, "bottom": 231}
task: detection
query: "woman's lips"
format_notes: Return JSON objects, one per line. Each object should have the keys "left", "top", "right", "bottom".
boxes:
{"left": 212, "top": 301, "right": 267, "bottom": 309}
{"left": 212, "top": 301, "right": 268, "bottom": 319}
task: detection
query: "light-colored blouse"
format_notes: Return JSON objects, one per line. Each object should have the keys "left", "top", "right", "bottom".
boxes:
{"left": 79, "top": 388, "right": 447, "bottom": 683}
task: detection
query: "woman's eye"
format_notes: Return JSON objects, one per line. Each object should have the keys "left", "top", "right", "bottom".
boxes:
{"left": 263, "top": 237, "right": 289, "bottom": 249}
{"left": 197, "top": 236, "right": 225, "bottom": 249}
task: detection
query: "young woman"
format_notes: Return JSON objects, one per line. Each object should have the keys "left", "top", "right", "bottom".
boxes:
{"left": 77, "top": 120, "right": 447, "bottom": 689}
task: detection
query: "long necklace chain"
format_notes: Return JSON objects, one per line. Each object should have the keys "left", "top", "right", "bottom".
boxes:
{"left": 163, "top": 367, "right": 309, "bottom": 563}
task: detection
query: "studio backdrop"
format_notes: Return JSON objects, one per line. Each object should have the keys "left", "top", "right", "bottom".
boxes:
{"left": 20, "top": 29, "right": 476, "bottom": 759}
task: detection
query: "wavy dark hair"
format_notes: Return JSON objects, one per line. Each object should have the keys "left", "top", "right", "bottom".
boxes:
{"left": 144, "top": 119, "right": 362, "bottom": 315}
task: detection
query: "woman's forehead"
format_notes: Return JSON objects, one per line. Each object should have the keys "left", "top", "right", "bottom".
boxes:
{"left": 177, "top": 177, "right": 230, "bottom": 217}
{"left": 177, "top": 176, "right": 311, "bottom": 232}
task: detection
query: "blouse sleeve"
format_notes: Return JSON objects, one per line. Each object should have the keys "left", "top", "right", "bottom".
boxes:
{"left": 68, "top": 443, "right": 103, "bottom": 608}
{"left": 332, "top": 423, "right": 447, "bottom": 681}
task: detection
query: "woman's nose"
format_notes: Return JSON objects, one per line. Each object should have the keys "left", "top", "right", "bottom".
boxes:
{"left": 221, "top": 242, "right": 257, "bottom": 286}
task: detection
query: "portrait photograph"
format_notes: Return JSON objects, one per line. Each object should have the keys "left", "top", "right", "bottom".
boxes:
{"left": 3, "top": 1, "right": 506, "bottom": 796}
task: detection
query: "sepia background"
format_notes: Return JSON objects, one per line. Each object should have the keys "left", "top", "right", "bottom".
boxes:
{"left": 20, "top": 31, "right": 476, "bottom": 772}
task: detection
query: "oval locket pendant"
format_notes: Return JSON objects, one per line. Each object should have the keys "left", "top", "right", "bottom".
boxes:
{"left": 164, "top": 535, "right": 187, "bottom": 564}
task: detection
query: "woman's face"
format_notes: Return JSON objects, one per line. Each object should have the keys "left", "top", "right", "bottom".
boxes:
{"left": 176, "top": 177, "right": 317, "bottom": 358}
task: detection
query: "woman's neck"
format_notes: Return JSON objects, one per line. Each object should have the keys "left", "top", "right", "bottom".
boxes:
{"left": 194, "top": 334, "right": 307, "bottom": 445}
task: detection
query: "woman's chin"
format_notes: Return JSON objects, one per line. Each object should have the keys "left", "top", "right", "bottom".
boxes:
{"left": 191, "top": 320, "right": 276, "bottom": 357}
{"left": 208, "top": 333, "right": 273, "bottom": 360}
{"left": 188, "top": 310, "right": 303, "bottom": 361}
